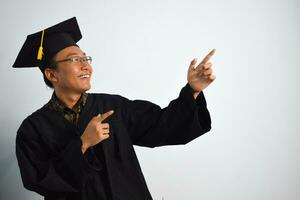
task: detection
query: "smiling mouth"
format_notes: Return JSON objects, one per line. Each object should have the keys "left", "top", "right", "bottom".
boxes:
{"left": 79, "top": 74, "right": 90, "bottom": 79}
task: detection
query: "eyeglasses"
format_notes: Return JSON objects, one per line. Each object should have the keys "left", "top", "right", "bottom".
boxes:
{"left": 53, "top": 56, "right": 92, "bottom": 65}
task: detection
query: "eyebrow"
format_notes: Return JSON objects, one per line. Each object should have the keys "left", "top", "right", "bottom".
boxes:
{"left": 66, "top": 52, "right": 86, "bottom": 58}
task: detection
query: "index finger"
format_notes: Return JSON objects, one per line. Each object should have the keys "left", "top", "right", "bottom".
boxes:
{"left": 99, "top": 110, "right": 114, "bottom": 123}
{"left": 200, "top": 49, "right": 216, "bottom": 64}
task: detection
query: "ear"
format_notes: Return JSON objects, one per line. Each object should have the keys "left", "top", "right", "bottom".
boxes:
{"left": 44, "top": 68, "right": 58, "bottom": 83}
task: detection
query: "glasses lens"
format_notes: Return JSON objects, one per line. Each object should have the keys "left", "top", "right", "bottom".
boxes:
{"left": 69, "top": 57, "right": 81, "bottom": 63}
{"left": 85, "top": 56, "right": 92, "bottom": 64}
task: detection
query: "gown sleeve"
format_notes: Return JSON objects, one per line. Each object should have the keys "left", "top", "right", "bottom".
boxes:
{"left": 122, "top": 83, "right": 212, "bottom": 147}
{"left": 15, "top": 117, "right": 101, "bottom": 196}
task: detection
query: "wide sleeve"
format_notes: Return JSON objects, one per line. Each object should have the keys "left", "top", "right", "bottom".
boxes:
{"left": 15, "top": 117, "right": 101, "bottom": 196}
{"left": 122, "top": 83, "right": 212, "bottom": 147}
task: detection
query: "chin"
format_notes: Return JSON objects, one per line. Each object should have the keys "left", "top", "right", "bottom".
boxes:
{"left": 82, "top": 83, "right": 91, "bottom": 92}
{"left": 72, "top": 85, "right": 90, "bottom": 94}
{"left": 83, "top": 86, "right": 91, "bottom": 92}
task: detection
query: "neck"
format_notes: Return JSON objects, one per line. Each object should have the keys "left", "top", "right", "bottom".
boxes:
{"left": 54, "top": 89, "right": 82, "bottom": 109}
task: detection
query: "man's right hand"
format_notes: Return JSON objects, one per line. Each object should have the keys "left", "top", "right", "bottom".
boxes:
{"left": 80, "top": 110, "right": 114, "bottom": 153}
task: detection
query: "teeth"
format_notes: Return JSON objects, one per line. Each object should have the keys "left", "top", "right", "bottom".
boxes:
{"left": 79, "top": 74, "right": 90, "bottom": 78}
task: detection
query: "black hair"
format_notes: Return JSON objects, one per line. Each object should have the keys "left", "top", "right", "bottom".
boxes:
{"left": 42, "top": 58, "right": 57, "bottom": 88}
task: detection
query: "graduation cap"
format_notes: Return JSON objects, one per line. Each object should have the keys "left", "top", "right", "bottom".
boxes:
{"left": 12, "top": 17, "right": 82, "bottom": 70}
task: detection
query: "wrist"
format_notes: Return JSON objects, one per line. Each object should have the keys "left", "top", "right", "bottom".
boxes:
{"left": 81, "top": 144, "right": 88, "bottom": 154}
{"left": 80, "top": 138, "right": 89, "bottom": 154}
{"left": 187, "top": 82, "right": 201, "bottom": 99}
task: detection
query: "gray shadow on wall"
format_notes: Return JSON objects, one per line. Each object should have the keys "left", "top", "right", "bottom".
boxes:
{"left": 0, "top": 117, "right": 42, "bottom": 200}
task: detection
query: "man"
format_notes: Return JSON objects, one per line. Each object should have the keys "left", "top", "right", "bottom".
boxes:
{"left": 13, "top": 17, "right": 216, "bottom": 200}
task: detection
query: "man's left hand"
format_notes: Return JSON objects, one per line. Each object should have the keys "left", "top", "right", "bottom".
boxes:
{"left": 187, "top": 49, "right": 216, "bottom": 99}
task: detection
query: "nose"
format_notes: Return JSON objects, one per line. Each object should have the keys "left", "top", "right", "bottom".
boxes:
{"left": 81, "top": 60, "right": 92, "bottom": 72}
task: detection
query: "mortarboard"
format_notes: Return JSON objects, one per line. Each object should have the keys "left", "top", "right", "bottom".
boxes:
{"left": 12, "top": 17, "right": 82, "bottom": 70}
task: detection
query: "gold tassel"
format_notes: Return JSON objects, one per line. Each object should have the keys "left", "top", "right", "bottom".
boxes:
{"left": 37, "top": 30, "right": 45, "bottom": 60}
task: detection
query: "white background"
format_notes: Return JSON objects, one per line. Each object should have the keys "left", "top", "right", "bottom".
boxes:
{"left": 0, "top": 0, "right": 299, "bottom": 199}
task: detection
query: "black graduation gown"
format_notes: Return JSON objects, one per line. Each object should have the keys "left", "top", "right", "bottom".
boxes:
{"left": 16, "top": 83, "right": 212, "bottom": 200}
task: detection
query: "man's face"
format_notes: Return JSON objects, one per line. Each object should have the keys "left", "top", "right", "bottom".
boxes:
{"left": 52, "top": 46, "right": 93, "bottom": 93}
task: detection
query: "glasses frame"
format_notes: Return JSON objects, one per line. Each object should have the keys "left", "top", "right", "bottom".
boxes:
{"left": 53, "top": 55, "right": 92, "bottom": 66}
